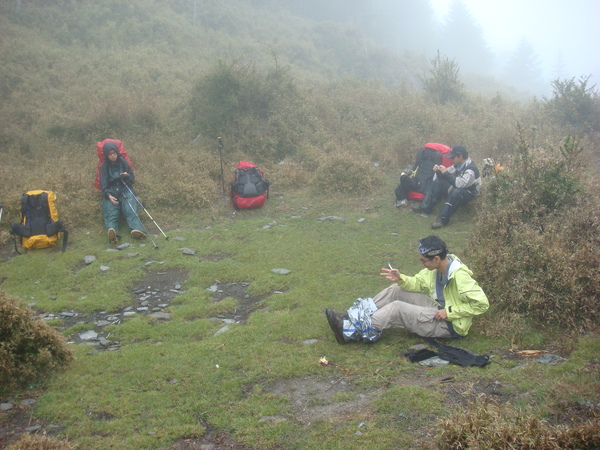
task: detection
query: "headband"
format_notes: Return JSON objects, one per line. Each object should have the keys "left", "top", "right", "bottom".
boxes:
{"left": 418, "top": 241, "right": 446, "bottom": 257}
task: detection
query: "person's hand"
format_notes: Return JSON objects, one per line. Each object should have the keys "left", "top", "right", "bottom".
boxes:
{"left": 120, "top": 172, "right": 128, "bottom": 177}
{"left": 380, "top": 268, "right": 400, "bottom": 282}
{"left": 108, "top": 194, "right": 119, "bottom": 205}
{"left": 434, "top": 164, "right": 447, "bottom": 174}
{"left": 434, "top": 308, "right": 448, "bottom": 320}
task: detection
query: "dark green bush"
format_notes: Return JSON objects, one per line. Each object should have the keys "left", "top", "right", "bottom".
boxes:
{"left": 0, "top": 290, "right": 74, "bottom": 393}
{"left": 419, "top": 51, "right": 464, "bottom": 104}
{"left": 545, "top": 75, "right": 600, "bottom": 133}
{"left": 467, "top": 133, "right": 599, "bottom": 331}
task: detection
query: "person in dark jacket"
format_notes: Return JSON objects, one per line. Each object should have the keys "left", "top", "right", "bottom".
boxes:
{"left": 99, "top": 142, "right": 146, "bottom": 244}
{"left": 412, "top": 145, "right": 482, "bottom": 229}
{"left": 394, "top": 145, "right": 443, "bottom": 207}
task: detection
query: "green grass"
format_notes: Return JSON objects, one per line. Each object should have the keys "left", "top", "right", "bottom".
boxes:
{"left": 2, "top": 177, "right": 598, "bottom": 449}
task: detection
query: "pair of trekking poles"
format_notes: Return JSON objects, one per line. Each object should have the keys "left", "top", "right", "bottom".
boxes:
{"left": 120, "top": 181, "right": 168, "bottom": 250}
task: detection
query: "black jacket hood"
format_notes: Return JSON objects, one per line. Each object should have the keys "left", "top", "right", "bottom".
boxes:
{"left": 103, "top": 142, "right": 120, "bottom": 162}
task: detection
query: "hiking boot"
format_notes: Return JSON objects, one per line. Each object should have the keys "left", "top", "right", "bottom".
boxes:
{"left": 395, "top": 199, "right": 408, "bottom": 207}
{"left": 108, "top": 228, "right": 118, "bottom": 244}
{"left": 325, "top": 308, "right": 347, "bottom": 345}
{"left": 431, "top": 221, "right": 444, "bottom": 230}
{"left": 131, "top": 230, "right": 147, "bottom": 239}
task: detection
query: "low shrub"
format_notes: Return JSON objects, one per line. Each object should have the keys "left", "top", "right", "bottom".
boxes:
{"left": 310, "top": 150, "right": 383, "bottom": 195}
{"left": 467, "top": 133, "right": 600, "bottom": 331}
{"left": 0, "top": 290, "right": 74, "bottom": 393}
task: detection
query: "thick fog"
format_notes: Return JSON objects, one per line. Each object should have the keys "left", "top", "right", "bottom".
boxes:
{"left": 295, "top": 0, "right": 599, "bottom": 96}
{"left": 430, "top": 0, "right": 600, "bottom": 90}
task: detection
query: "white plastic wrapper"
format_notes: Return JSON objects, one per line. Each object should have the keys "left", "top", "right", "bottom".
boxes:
{"left": 343, "top": 298, "right": 382, "bottom": 343}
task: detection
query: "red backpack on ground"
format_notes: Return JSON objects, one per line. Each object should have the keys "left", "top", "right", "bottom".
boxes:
{"left": 94, "top": 139, "right": 134, "bottom": 191}
{"left": 407, "top": 143, "right": 453, "bottom": 200}
{"left": 230, "top": 161, "right": 270, "bottom": 210}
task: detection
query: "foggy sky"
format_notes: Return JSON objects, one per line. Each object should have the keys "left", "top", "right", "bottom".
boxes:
{"left": 430, "top": 0, "right": 600, "bottom": 85}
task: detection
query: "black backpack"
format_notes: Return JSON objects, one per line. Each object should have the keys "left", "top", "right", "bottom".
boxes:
{"left": 230, "top": 161, "right": 270, "bottom": 210}
{"left": 10, "top": 190, "right": 68, "bottom": 253}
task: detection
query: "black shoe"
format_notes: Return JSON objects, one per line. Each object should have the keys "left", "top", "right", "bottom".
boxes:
{"left": 325, "top": 309, "right": 347, "bottom": 345}
{"left": 431, "top": 221, "right": 444, "bottom": 229}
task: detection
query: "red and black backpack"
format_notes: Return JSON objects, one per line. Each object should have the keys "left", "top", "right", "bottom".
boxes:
{"left": 230, "top": 161, "right": 270, "bottom": 210}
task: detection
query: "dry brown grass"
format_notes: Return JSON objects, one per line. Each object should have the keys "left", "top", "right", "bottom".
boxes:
{"left": 438, "top": 398, "right": 600, "bottom": 449}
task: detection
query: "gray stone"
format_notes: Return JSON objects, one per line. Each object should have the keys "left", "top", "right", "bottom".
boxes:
{"left": 173, "top": 236, "right": 186, "bottom": 241}
{"left": 214, "top": 325, "right": 230, "bottom": 336}
{"left": 99, "top": 265, "right": 110, "bottom": 271}
{"left": 318, "top": 215, "right": 346, "bottom": 222}
{"left": 149, "top": 312, "right": 171, "bottom": 321}
{"left": 271, "top": 268, "right": 291, "bottom": 275}
{"left": 358, "top": 218, "right": 366, "bottom": 223}
{"left": 303, "top": 339, "right": 318, "bottom": 345}
{"left": 116, "top": 243, "right": 130, "bottom": 250}
{"left": 419, "top": 357, "right": 450, "bottom": 367}
{"left": 78, "top": 330, "right": 98, "bottom": 341}
{"left": 96, "top": 320, "right": 110, "bottom": 327}
{"left": 84, "top": 255, "right": 97, "bottom": 265}
{"left": 183, "top": 248, "right": 196, "bottom": 255}
{"left": 21, "top": 398, "right": 36, "bottom": 406}
{"left": 25, "top": 425, "right": 42, "bottom": 433}
{"left": 0, "top": 403, "right": 13, "bottom": 410}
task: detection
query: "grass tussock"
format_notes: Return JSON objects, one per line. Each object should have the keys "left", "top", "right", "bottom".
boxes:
{"left": 0, "top": 290, "right": 74, "bottom": 393}
{"left": 5, "top": 434, "right": 73, "bottom": 450}
{"left": 437, "top": 398, "right": 600, "bottom": 449}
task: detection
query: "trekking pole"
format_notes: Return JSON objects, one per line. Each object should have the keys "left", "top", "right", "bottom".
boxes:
{"left": 121, "top": 181, "right": 169, "bottom": 240}
{"left": 217, "top": 136, "right": 225, "bottom": 194}
{"left": 0, "top": 203, "right": 3, "bottom": 223}
{"left": 122, "top": 195, "right": 159, "bottom": 250}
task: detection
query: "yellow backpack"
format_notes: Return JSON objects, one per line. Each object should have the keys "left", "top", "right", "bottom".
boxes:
{"left": 10, "top": 190, "right": 68, "bottom": 252}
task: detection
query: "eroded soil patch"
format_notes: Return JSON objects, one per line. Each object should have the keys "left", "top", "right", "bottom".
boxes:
{"left": 209, "top": 282, "right": 272, "bottom": 324}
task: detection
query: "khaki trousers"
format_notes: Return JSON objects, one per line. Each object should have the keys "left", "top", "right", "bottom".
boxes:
{"left": 370, "top": 284, "right": 454, "bottom": 338}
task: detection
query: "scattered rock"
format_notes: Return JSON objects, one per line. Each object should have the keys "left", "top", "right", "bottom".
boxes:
{"left": 0, "top": 403, "right": 14, "bottom": 410}
{"left": 183, "top": 248, "right": 196, "bottom": 255}
{"left": 214, "top": 325, "right": 230, "bottom": 336}
{"left": 271, "top": 268, "right": 291, "bottom": 275}
{"left": 149, "top": 312, "right": 171, "bottom": 321}
{"left": 78, "top": 330, "right": 98, "bottom": 341}
{"left": 84, "top": 255, "right": 97, "bottom": 264}
{"left": 419, "top": 357, "right": 450, "bottom": 367}
{"left": 318, "top": 215, "right": 346, "bottom": 222}
{"left": 99, "top": 265, "right": 109, "bottom": 271}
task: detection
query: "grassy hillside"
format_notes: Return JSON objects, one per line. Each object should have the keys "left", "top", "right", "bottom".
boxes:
{"left": 0, "top": 1, "right": 599, "bottom": 449}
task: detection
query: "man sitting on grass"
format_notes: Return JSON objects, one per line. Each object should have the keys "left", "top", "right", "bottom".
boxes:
{"left": 412, "top": 145, "right": 482, "bottom": 229}
{"left": 325, "top": 235, "right": 489, "bottom": 343}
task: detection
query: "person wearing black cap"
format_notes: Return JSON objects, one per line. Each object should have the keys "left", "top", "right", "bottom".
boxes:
{"left": 325, "top": 235, "right": 488, "bottom": 343}
{"left": 412, "top": 145, "right": 482, "bottom": 229}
